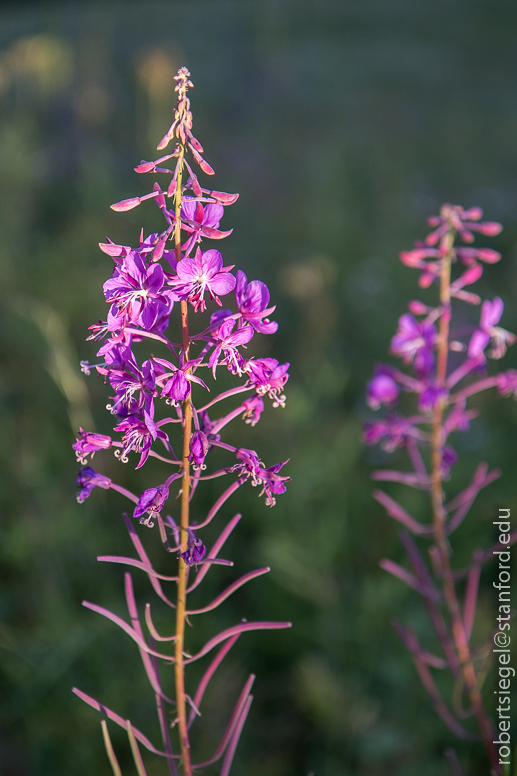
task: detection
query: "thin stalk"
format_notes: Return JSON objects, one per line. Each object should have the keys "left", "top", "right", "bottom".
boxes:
{"left": 431, "top": 228, "right": 500, "bottom": 773}
{"left": 173, "top": 143, "right": 193, "bottom": 776}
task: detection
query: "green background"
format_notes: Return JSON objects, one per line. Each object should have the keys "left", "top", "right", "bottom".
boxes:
{"left": 1, "top": 0, "right": 517, "bottom": 774}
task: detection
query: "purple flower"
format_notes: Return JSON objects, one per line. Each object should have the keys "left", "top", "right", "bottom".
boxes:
{"left": 155, "top": 357, "right": 208, "bottom": 406}
{"left": 390, "top": 314, "right": 436, "bottom": 377}
{"left": 133, "top": 484, "right": 169, "bottom": 527}
{"left": 180, "top": 530, "right": 206, "bottom": 567}
{"left": 497, "top": 369, "right": 517, "bottom": 398}
{"left": 73, "top": 429, "right": 112, "bottom": 464}
{"left": 189, "top": 430, "right": 209, "bottom": 469}
{"left": 180, "top": 197, "right": 232, "bottom": 255}
{"left": 256, "top": 461, "right": 290, "bottom": 507}
{"left": 241, "top": 394, "right": 264, "bottom": 426}
{"left": 232, "top": 449, "right": 289, "bottom": 506}
{"left": 234, "top": 270, "right": 278, "bottom": 334}
{"left": 244, "top": 358, "right": 289, "bottom": 407}
{"left": 468, "top": 297, "right": 516, "bottom": 360}
{"left": 417, "top": 383, "right": 447, "bottom": 413}
{"left": 366, "top": 369, "right": 399, "bottom": 410}
{"left": 232, "top": 448, "right": 264, "bottom": 484}
{"left": 363, "top": 414, "right": 422, "bottom": 451}
{"left": 169, "top": 248, "right": 236, "bottom": 313}
{"left": 208, "top": 318, "right": 254, "bottom": 377}
{"left": 103, "top": 251, "right": 174, "bottom": 330}
{"left": 441, "top": 447, "right": 457, "bottom": 478}
{"left": 76, "top": 467, "right": 111, "bottom": 502}
{"left": 198, "top": 410, "right": 221, "bottom": 444}
{"left": 114, "top": 407, "right": 167, "bottom": 469}
{"left": 108, "top": 355, "right": 157, "bottom": 415}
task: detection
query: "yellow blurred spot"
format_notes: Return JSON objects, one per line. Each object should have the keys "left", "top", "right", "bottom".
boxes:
{"left": 1, "top": 34, "right": 72, "bottom": 94}
{"left": 136, "top": 49, "right": 179, "bottom": 102}
{"left": 281, "top": 255, "right": 337, "bottom": 300}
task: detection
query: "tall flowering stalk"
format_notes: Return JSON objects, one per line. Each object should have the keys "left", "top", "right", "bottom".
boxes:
{"left": 73, "top": 68, "right": 291, "bottom": 776}
{"left": 364, "top": 204, "right": 516, "bottom": 774}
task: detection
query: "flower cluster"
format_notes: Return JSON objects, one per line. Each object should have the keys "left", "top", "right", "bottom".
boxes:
{"left": 364, "top": 203, "right": 515, "bottom": 774}
{"left": 73, "top": 68, "right": 291, "bottom": 776}
{"left": 75, "top": 67, "right": 289, "bottom": 515}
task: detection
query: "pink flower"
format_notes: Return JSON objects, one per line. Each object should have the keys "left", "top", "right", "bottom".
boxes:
{"left": 169, "top": 248, "right": 236, "bottom": 312}
{"left": 468, "top": 297, "right": 516, "bottom": 360}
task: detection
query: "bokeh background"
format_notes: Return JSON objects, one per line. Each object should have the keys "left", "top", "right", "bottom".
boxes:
{"left": 1, "top": 0, "right": 517, "bottom": 774}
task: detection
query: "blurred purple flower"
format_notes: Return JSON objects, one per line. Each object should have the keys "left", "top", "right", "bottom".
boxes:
{"left": 76, "top": 467, "right": 111, "bottom": 502}
{"left": 133, "top": 484, "right": 169, "bottom": 527}
{"left": 390, "top": 314, "right": 436, "bottom": 377}
{"left": 73, "top": 430, "right": 112, "bottom": 465}
{"left": 180, "top": 530, "right": 206, "bottom": 567}
{"left": 367, "top": 368, "right": 399, "bottom": 410}
{"left": 189, "top": 430, "right": 209, "bottom": 469}
{"left": 468, "top": 297, "right": 516, "bottom": 360}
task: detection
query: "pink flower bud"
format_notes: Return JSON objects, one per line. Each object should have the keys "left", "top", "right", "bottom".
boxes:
{"left": 210, "top": 190, "right": 239, "bottom": 205}
{"left": 476, "top": 248, "right": 501, "bottom": 263}
{"left": 134, "top": 161, "right": 156, "bottom": 173}
{"left": 462, "top": 206, "right": 483, "bottom": 220}
{"left": 408, "top": 300, "right": 428, "bottom": 315}
{"left": 475, "top": 221, "right": 503, "bottom": 236}
{"left": 110, "top": 197, "right": 141, "bottom": 212}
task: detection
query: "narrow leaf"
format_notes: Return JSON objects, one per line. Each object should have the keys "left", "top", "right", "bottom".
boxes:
{"left": 380, "top": 559, "right": 439, "bottom": 599}
{"left": 188, "top": 634, "right": 240, "bottom": 728}
{"left": 187, "top": 513, "right": 242, "bottom": 593}
{"left": 82, "top": 601, "right": 174, "bottom": 662}
{"left": 73, "top": 688, "right": 172, "bottom": 756}
{"left": 150, "top": 641, "right": 178, "bottom": 776}
{"left": 124, "top": 574, "right": 176, "bottom": 703}
{"left": 186, "top": 568, "right": 270, "bottom": 615}
{"left": 101, "top": 720, "right": 123, "bottom": 776}
{"left": 373, "top": 490, "right": 433, "bottom": 535}
{"left": 185, "top": 621, "right": 291, "bottom": 664}
{"left": 193, "top": 675, "right": 255, "bottom": 767}
{"left": 220, "top": 694, "right": 253, "bottom": 776}
{"left": 98, "top": 555, "right": 178, "bottom": 581}
{"left": 127, "top": 720, "right": 149, "bottom": 776}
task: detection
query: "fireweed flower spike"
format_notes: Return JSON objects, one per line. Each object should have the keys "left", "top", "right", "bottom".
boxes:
{"left": 364, "top": 203, "right": 516, "bottom": 774}
{"left": 72, "top": 68, "right": 291, "bottom": 776}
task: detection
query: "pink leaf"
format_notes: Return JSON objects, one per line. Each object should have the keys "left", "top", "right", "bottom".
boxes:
{"left": 186, "top": 568, "right": 270, "bottom": 615}
{"left": 72, "top": 688, "right": 174, "bottom": 757}
{"left": 184, "top": 621, "right": 291, "bottom": 664}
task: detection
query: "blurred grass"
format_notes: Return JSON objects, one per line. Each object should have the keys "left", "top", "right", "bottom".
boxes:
{"left": 0, "top": 0, "right": 517, "bottom": 774}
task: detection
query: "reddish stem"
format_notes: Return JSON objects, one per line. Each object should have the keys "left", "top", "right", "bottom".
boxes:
{"left": 431, "top": 228, "right": 500, "bottom": 773}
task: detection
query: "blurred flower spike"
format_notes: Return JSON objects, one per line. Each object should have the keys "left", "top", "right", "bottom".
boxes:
{"left": 364, "top": 203, "right": 514, "bottom": 774}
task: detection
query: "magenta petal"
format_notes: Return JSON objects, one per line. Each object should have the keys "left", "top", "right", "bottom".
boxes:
{"left": 468, "top": 329, "right": 490, "bottom": 357}
{"left": 210, "top": 272, "right": 236, "bottom": 296}
{"left": 244, "top": 280, "right": 269, "bottom": 311}
{"left": 176, "top": 256, "right": 199, "bottom": 282}
{"left": 203, "top": 203, "right": 224, "bottom": 227}
{"left": 202, "top": 248, "right": 224, "bottom": 276}
{"left": 235, "top": 269, "right": 248, "bottom": 307}
{"left": 481, "top": 297, "right": 503, "bottom": 328}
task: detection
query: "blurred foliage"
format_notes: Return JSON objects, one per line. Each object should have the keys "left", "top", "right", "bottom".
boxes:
{"left": 1, "top": 0, "right": 517, "bottom": 774}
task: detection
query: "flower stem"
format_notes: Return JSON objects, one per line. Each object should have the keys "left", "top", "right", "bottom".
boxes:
{"left": 431, "top": 228, "right": 500, "bottom": 773}
{"left": 173, "top": 143, "right": 193, "bottom": 776}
